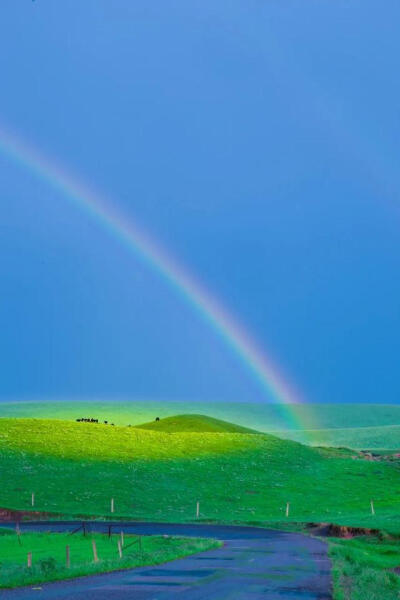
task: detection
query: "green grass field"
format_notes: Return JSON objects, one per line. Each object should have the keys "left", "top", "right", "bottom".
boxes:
{"left": 0, "top": 528, "right": 219, "bottom": 588}
{"left": 0, "top": 417, "right": 399, "bottom": 532}
{"left": 2, "top": 401, "right": 400, "bottom": 449}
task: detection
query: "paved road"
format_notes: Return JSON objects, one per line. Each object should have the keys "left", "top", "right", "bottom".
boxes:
{"left": 0, "top": 522, "right": 331, "bottom": 600}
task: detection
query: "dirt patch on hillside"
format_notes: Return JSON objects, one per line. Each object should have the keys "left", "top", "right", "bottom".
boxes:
{"left": 354, "top": 451, "right": 400, "bottom": 462}
{"left": 0, "top": 507, "right": 59, "bottom": 522}
{"left": 307, "top": 522, "right": 381, "bottom": 538}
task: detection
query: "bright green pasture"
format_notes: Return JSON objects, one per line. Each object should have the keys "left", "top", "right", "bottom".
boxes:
{"left": 2, "top": 401, "right": 400, "bottom": 448}
{"left": 0, "top": 419, "right": 400, "bottom": 530}
{"left": 0, "top": 528, "right": 219, "bottom": 588}
{"left": 0, "top": 418, "right": 258, "bottom": 460}
{"left": 329, "top": 536, "right": 400, "bottom": 600}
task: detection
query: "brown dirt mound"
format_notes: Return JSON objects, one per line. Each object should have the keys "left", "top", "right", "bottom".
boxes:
{"left": 0, "top": 507, "right": 58, "bottom": 522}
{"left": 307, "top": 522, "right": 381, "bottom": 538}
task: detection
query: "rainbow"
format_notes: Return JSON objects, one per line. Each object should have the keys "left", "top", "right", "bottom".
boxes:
{"left": 0, "top": 127, "right": 308, "bottom": 425}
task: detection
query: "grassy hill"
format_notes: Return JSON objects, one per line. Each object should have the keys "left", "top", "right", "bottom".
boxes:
{"left": 4, "top": 400, "right": 400, "bottom": 430}
{"left": 2, "top": 401, "right": 400, "bottom": 449}
{"left": 0, "top": 417, "right": 400, "bottom": 533}
{"left": 275, "top": 424, "right": 400, "bottom": 451}
{"left": 134, "top": 414, "right": 260, "bottom": 434}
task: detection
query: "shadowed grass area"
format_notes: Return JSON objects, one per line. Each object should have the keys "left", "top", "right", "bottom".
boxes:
{"left": 0, "top": 528, "right": 220, "bottom": 588}
{"left": 329, "top": 536, "right": 400, "bottom": 600}
{"left": 134, "top": 414, "right": 260, "bottom": 434}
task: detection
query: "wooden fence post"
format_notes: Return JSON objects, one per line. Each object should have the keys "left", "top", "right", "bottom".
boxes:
{"left": 196, "top": 501, "right": 200, "bottom": 518}
{"left": 66, "top": 545, "right": 70, "bottom": 568}
{"left": 16, "top": 522, "right": 22, "bottom": 546}
{"left": 31, "top": 492, "right": 35, "bottom": 508}
{"left": 111, "top": 498, "right": 114, "bottom": 513}
{"left": 92, "top": 539, "right": 99, "bottom": 563}
{"left": 370, "top": 500, "right": 375, "bottom": 515}
{"left": 117, "top": 539, "right": 123, "bottom": 558}
{"left": 27, "top": 552, "right": 32, "bottom": 568}
{"left": 286, "top": 502, "right": 290, "bottom": 517}
{"left": 120, "top": 531, "right": 124, "bottom": 547}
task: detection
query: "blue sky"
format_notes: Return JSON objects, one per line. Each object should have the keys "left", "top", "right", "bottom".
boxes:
{"left": 1, "top": 0, "right": 400, "bottom": 404}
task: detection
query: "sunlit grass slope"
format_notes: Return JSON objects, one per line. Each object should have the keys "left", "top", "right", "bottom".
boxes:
{"left": 0, "top": 528, "right": 219, "bottom": 588}
{"left": 1, "top": 401, "right": 400, "bottom": 449}
{"left": 134, "top": 414, "right": 260, "bottom": 433}
{"left": 1, "top": 418, "right": 400, "bottom": 532}
{"left": 0, "top": 418, "right": 258, "bottom": 460}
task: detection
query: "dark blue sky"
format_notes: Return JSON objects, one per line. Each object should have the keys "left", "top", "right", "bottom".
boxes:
{"left": 1, "top": 0, "right": 400, "bottom": 404}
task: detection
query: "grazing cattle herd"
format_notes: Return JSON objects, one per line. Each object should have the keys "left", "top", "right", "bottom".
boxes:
{"left": 76, "top": 418, "right": 115, "bottom": 426}
{"left": 75, "top": 417, "right": 161, "bottom": 426}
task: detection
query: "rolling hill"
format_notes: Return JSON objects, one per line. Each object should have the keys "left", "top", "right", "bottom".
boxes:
{"left": 273, "top": 424, "right": 400, "bottom": 451}
{"left": 134, "top": 414, "right": 260, "bottom": 434}
{"left": 1, "top": 401, "right": 400, "bottom": 449}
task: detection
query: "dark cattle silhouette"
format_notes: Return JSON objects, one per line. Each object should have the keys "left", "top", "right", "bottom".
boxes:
{"left": 155, "top": 417, "right": 160, "bottom": 422}
{"left": 76, "top": 418, "right": 99, "bottom": 424}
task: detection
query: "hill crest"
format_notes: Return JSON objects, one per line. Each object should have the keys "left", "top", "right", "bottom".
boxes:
{"left": 134, "top": 414, "right": 260, "bottom": 434}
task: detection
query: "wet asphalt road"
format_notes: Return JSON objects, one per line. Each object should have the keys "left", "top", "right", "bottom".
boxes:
{"left": 0, "top": 522, "right": 331, "bottom": 600}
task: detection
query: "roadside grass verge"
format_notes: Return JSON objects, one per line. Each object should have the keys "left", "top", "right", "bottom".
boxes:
{"left": 0, "top": 528, "right": 220, "bottom": 588}
{"left": 329, "top": 535, "right": 400, "bottom": 600}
